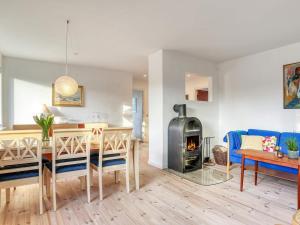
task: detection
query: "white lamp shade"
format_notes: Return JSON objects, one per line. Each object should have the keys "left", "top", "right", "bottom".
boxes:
{"left": 54, "top": 75, "right": 78, "bottom": 97}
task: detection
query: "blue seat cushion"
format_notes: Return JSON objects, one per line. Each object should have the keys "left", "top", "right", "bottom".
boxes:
{"left": 91, "top": 153, "right": 120, "bottom": 159}
{"left": 91, "top": 157, "right": 125, "bottom": 167}
{"left": 90, "top": 152, "right": 99, "bottom": 158}
{"left": 45, "top": 157, "right": 87, "bottom": 173}
{"left": 248, "top": 129, "right": 281, "bottom": 145}
{"left": 0, "top": 162, "right": 38, "bottom": 170}
{"left": 0, "top": 170, "right": 39, "bottom": 182}
{"left": 42, "top": 157, "right": 50, "bottom": 164}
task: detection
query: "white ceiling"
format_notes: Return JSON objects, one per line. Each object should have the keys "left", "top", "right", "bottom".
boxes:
{"left": 1, "top": 0, "right": 300, "bottom": 75}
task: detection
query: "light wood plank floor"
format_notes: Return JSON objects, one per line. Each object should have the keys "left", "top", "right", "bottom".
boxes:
{"left": 0, "top": 144, "right": 296, "bottom": 225}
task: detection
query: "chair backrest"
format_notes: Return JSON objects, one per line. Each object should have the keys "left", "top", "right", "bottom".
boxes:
{"left": 84, "top": 123, "right": 108, "bottom": 144}
{"left": 52, "top": 129, "right": 92, "bottom": 170}
{"left": 98, "top": 128, "right": 132, "bottom": 165}
{"left": 0, "top": 130, "right": 42, "bottom": 174}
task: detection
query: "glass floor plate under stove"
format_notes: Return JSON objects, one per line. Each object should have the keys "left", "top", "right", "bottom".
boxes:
{"left": 165, "top": 166, "right": 233, "bottom": 186}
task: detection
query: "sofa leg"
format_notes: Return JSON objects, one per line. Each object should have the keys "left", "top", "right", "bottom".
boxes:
{"left": 226, "top": 155, "right": 230, "bottom": 177}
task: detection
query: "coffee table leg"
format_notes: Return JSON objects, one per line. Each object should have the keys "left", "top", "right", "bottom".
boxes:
{"left": 297, "top": 165, "right": 300, "bottom": 209}
{"left": 254, "top": 160, "right": 258, "bottom": 186}
{"left": 240, "top": 154, "right": 245, "bottom": 192}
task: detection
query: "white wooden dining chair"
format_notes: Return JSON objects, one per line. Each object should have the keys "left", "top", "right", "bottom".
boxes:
{"left": 84, "top": 123, "right": 108, "bottom": 145}
{"left": 44, "top": 129, "right": 92, "bottom": 211}
{"left": 90, "top": 128, "right": 132, "bottom": 200}
{"left": 0, "top": 130, "right": 43, "bottom": 214}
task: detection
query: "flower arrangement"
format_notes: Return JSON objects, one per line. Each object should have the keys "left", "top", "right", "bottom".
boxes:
{"left": 33, "top": 113, "right": 54, "bottom": 142}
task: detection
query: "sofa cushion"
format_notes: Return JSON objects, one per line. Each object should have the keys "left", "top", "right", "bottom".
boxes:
{"left": 241, "top": 135, "right": 264, "bottom": 151}
{"left": 248, "top": 129, "right": 281, "bottom": 145}
{"left": 262, "top": 136, "right": 277, "bottom": 152}
{"left": 279, "top": 132, "right": 300, "bottom": 155}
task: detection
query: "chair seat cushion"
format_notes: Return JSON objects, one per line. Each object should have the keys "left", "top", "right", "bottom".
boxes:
{"left": 0, "top": 162, "right": 38, "bottom": 170}
{"left": 91, "top": 157, "right": 125, "bottom": 167}
{"left": 0, "top": 170, "right": 39, "bottom": 182}
{"left": 45, "top": 162, "right": 86, "bottom": 173}
{"left": 91, "top": 153, "right": 120, "bottom": 158}
{"left": 42, "top": 157, "right": 50, "bottom": 164}
{"left": 45, "top": 157, "right": 87, "bottom": 173}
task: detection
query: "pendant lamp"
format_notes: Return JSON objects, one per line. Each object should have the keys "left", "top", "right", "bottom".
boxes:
{"left": 54, "top": 20, "right": 78, "bottom": 97}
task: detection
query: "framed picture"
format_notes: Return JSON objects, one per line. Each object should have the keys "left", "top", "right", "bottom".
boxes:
{"left": 283, "top": 62, "right": 300, "bottom": 109}
{"left": 52, "top": 84, "right": 84, "bottom": 107}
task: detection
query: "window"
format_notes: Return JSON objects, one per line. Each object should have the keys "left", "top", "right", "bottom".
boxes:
{"left": 185, "top": 73, "right": 212, "bottom": 102}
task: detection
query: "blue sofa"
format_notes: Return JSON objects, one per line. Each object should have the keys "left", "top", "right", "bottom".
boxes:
{"left": 224, "top": 129, "right": 300, "bottom": 174}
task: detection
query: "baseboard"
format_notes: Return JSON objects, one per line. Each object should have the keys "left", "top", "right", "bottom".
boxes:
{"left": 148, "top": 160, "right": 165, "bottom": 169}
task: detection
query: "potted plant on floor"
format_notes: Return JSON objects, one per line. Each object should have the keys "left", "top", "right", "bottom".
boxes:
{"left": 285, "top": 137, "right": 299, "bottom": 159}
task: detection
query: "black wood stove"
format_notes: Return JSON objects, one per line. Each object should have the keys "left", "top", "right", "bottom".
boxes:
{"left": 168, "top": 104, "right": 202, "bottom": 173}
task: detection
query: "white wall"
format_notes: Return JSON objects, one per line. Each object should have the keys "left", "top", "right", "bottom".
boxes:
{"left": 3, "top": 56, "right": 133, "bottom": 128}
{"left": 0, "top": 53, "right": 2, "bottom": 125}
{"left": 148, "top": 50, "right": 164, "bottom": 168}
{"left": 218, "top": 42, "right": 300, "bottom": 143}
{"left": 133, "top": 77, "right": 149, "bottom": 141}
{"left": 149, "top": 50, "right": 218, "bottom": 168}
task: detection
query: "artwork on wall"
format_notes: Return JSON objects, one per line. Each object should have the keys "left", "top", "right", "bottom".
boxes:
{"left": 52, "top": 84, "right": 84, "bottom": 107}
{"left": 283, "top": 62, "right": 300, "bottom": 109}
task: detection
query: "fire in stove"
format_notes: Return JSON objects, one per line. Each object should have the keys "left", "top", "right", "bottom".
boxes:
{"left": 187, "top": 136, "right": 199, "bottom": 151}
{"left": 187, "top": 140, "right": 196, "bottom": 151}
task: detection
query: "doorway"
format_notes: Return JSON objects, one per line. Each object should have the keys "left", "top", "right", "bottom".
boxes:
{"left": 132, "top": 90, "right": 143, "bottom": 139}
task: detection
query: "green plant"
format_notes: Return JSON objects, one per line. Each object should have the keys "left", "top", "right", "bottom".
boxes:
{"left": 33, "top": 113, "right": 54, "bottom": 141}
{"left": 285, "top": 137, "right": 299, "bottom": 151}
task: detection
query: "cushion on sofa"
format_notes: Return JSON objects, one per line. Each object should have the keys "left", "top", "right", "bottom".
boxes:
{"left": 279, "top": 132, "right": 300, "bottom": 155}
{"left": 248, "top": 129, "right": 281, "bottom": 145}
{"left": 241, "top": 135, "right": 264, "bottom": 151}
{"left": 262, "top": 136, "right": 277, "bottom": 152}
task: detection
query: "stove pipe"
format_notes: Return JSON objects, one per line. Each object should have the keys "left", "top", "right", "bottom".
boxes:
{"left": 173, "top": 104, "right": 186, "bottom": 118}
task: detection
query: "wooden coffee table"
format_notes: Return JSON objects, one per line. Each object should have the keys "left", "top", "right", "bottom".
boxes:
{"left": 237, "top": 149, "right": 300, "bottom": 209}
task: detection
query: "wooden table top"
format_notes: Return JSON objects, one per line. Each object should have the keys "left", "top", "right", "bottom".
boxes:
{"left": 236, "top": 149, "right": 299, "bottom": 169}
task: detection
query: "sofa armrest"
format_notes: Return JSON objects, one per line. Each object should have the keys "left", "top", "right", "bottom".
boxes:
{"left": 224, "top": 130, "right": 247, "bottom": 157}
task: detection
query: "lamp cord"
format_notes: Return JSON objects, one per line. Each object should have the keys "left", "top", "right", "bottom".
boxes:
{"left": 65, "top": 20, "right": 69, "bottom": 75}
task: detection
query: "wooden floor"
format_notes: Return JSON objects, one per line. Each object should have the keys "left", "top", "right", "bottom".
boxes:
{"left": 0, "top": 144, "right": 297, "bottom": 225}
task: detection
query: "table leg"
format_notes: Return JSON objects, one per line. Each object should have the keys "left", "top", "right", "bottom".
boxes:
{"left": 254, "top": 160, "right": 258, "bottom": 186}
{"left": 6, "top": 188, "right": 10, "bottom": 203}
{"left": 240, "top": 155, "right": 245, "bottom": 192}
{"left": 298, "top": 164, "right": 300, "bottom": 209}
{"left": 134, "top": 140, "right": 140, "bottom": 190}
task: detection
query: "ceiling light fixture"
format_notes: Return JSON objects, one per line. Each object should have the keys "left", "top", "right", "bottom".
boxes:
{"left": 54, "top": 20, "right": 78, "bottom": 97}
